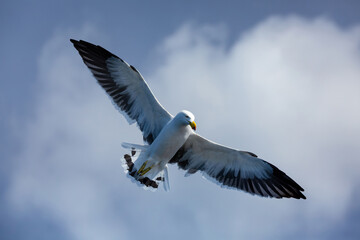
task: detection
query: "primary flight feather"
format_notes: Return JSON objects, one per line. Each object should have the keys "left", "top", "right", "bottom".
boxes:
{"left": 71, "top": 39, "right": 306, "bottom": 199}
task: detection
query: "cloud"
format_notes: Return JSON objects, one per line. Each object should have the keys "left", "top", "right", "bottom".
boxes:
{"left": 7, "top": 16, "right": 360, "bottom": 239}
{"left": 150, "top": 17, "right": 360, "bottom": 237}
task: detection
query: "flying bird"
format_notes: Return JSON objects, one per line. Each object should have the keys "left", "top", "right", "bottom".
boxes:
{"left": 70, "top": 39, "right": 306, "bottom": 199}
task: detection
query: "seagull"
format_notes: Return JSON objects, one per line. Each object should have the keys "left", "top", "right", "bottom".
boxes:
{"left": 70, "top": 39, "right": 306, "bottom": 199}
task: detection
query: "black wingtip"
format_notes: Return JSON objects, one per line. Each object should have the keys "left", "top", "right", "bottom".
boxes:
{"left": 269, "top": 163, "right": 307, "bottom": 199}
{"left": 70, "top": 39, "right": 120, "bottom": 60}
{"left": 70, "top": 38, "right": 77, "bottom": 44}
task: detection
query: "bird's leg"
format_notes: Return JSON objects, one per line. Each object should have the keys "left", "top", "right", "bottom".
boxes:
{"left": 138, "top": 161, "right": 153, "bottom": 176}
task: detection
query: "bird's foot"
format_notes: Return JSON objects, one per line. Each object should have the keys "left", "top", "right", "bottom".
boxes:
{"left": 138, "top": 161, "right": 153, "bottom": 176}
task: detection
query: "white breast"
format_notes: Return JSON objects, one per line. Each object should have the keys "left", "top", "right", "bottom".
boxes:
{"left": 148, "top": 118, "right": 192, "bottom": 163}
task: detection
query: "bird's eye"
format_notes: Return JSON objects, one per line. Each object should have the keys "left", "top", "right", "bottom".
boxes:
{"left": 186, "top": 115, "right": 190, "bottom": 119}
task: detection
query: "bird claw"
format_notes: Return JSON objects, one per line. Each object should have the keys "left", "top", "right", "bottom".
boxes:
{"left": 138, "top": 161, "right": 153, "bottom": 176}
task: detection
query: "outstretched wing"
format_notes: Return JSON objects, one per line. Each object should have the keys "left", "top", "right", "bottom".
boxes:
{"left": 70, "top": 39, "right": 172, "bottom": 144}
{"left": 169, "top": 134, "right": 306, "bottom": 199}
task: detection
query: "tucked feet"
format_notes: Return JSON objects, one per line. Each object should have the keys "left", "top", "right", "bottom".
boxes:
{"left": 137, "top": 161, "right": 154, "bottom": 176}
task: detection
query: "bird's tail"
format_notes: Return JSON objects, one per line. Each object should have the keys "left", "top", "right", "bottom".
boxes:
{"left": 121, "top": 143, "right": 170, "bottom": 191}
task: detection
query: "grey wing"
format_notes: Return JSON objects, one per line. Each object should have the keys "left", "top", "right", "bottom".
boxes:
{"left": 169, "top": 134, "right": 306, "bottom": 199}
{"left": 70, "top": 39, "right": 172, "bottom": 144}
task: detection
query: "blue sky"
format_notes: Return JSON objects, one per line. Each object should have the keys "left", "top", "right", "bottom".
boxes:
{"left": 1, "top": 1, "right": 360, "bottom": 239}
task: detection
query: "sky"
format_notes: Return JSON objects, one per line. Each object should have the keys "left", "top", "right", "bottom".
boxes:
{"left": 1, "top": 1, "right": 360, "bottom": 239}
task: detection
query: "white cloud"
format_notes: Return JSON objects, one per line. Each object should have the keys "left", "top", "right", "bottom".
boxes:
{"left": 150, "top": 16, "right": 360, "bottom": 236}
{"left": 7, "top": 16, "right": 360, "bottom": 239}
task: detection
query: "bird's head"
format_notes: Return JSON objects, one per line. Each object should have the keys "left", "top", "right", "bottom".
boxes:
{"left": 176, "top": 110, "right": 196, "bottom": 131}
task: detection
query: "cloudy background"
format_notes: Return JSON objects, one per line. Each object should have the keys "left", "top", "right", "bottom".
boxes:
{"left": 1, "top": 1, "right": 360, "bottom": 239}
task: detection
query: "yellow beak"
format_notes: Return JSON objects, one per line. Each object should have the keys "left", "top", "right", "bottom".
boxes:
{"left": 190, "top": 121, "right": 196, "bottom": 131}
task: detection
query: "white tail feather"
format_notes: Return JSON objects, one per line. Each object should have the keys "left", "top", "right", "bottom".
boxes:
{"left": 121, "top": 142, "right": 149, "bottom": 151}
{"left": 163, "top": 165, "right": 170, "bottom": 191}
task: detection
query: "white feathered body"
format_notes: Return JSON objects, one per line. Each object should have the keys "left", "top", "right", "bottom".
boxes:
{"left": 149, "top": 119, "right": 192, "bottom": 162}
{"left": 132, "top": 114, "right": 193, "bottom": 181}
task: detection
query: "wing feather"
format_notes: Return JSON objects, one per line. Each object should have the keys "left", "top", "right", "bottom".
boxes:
{"left": 169, "top": 134, "right": 306, "bottom": 199}
{"left": 70, "top": 39, "right": 172, "bottom": 143}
